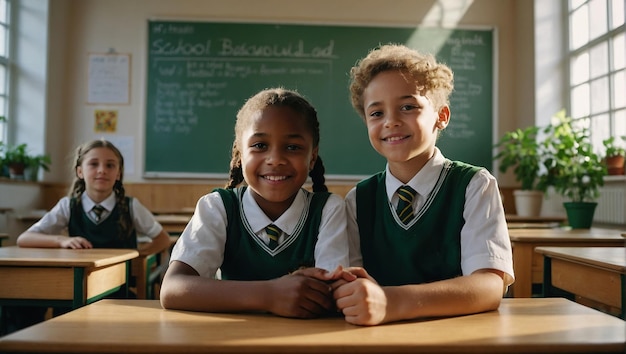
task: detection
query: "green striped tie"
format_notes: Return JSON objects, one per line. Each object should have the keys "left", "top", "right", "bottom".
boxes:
{"left": 92, "top": 205, "right": 106, "bottom": 222}
{"left": 265, "top": 224, "right": 281, "bottom": 249}
{"left": 396, "top": 186, "right": 416, "bottom": 224}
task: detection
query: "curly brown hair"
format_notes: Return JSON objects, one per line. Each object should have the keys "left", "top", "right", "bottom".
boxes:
{"left": 349, "top": 44, "right": 454, "bottom": 119}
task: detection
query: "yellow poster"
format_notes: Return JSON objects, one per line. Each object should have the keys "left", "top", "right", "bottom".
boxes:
{"left": 94, "top": 109, "right": 118, "bottom": 132}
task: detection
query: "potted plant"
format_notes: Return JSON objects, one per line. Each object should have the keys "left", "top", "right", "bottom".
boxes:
{"left": 494, "top": 125, "right": 548, "bottom": 217}
{"left": 540, "top": 110, "right": 607, "bottom": 228}
{"left": 26, "top": 153, "right": 52, "bottom": 181}
{"left": 3, "top": 143, "right": 29, "bottom": 180}
{"left": 602, "top": 136, "right": 625, "bottom": 175}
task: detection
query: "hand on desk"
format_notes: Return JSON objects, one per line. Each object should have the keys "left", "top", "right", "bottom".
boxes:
{"left": 61, "top": 236, "right": 93, "bottom": 249}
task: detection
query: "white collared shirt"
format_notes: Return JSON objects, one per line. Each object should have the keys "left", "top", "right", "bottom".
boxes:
{"left": 170, "top": 188, "right": 349, "bottom": 278}
{"left": 345, "top": 148, "right": 515, "bottom": 286}
{"left": 27, "top": 192, "right": 163, "bottom": 240}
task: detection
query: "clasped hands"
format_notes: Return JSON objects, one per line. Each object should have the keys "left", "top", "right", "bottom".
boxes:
{"left": 275, "top": 265, "right": 388, "bottom": 325}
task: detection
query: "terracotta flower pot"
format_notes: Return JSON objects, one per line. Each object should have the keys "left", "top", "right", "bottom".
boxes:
{"left": 605, "top": 155, "right": 625, "bottom": 175}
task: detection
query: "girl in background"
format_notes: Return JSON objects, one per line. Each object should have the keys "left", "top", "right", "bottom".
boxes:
{"left": 18, "top": 139, "right": 170, "bottom": 255}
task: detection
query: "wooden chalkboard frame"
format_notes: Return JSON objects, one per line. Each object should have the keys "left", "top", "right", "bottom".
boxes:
{"left": 144, "top": 20, "right": 496, "bottom": 179}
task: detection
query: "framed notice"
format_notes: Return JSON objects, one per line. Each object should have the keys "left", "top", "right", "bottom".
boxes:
{"left": 87, "top": 52, "right": 131, "bottom": 104}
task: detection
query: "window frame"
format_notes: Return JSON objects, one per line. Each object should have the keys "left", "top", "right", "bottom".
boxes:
{"left": 566, "top": 0, "right": 626, "bottom": 153}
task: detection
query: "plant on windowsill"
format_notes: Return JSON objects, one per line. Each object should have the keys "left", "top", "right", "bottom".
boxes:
{"left": 3, "top": 143, "right": 29, "bottom": 180}
{"left": 602, "top": 136, "right": 626, "bottom": 175}
{"left": 493, "top": 125, "right": 549, "bottom": 217}
{"left": 540, "top": 110, "right": 607, "bottom": 229}
{"left": 26, "top": 153, "right": 52, "bottom": 181}
{"left": 0, "top": 142, "right": 51, "bottom": 181}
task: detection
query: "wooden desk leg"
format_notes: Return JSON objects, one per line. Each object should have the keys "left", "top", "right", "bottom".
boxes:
{"left": 512, "top": 244, "right": 533, "bottom": 298}
{"left": 620, "top": 274, "right": 626, "bottom": 320}
{"left": 134, "top": 258, "right": 148, "bottom": 300}
{"left": 542, "top": 256, "right": 553, "bottom": 298}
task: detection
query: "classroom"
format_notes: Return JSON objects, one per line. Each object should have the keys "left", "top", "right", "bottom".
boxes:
{"left": 0, "top": 0, "right": 624, "bottom": 352}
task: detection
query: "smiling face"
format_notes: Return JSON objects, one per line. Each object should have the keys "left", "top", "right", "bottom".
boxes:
{"left": 240, "top": 105, "right": 318, "bottom": 220}
{"left": 76, "top": 147, "right": 122, "bottom": 202}
{"left": 362, "top": 70, "right": 449, "bottom": 182}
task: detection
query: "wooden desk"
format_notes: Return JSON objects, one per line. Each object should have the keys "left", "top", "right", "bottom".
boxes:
{"left": 151, "top": 207, "right": 194, "bottom": 215}
{"left": 536, "top": 246, "right": 625, "bottom": 319}
{"left": 0, "top": 298, "right": 623, "bottom": 354}
{"left": 154, "top": 214, "right": 191, "bottom": 235}
{"left": 508, "top": 227, "right": 625, "bottom": 298}
{"left": 507, "top": 222, "right": 561, "bottom": 229}
{"left": 131, "top": 247, "right": 171, "bottom": 300}
{"left": 506, "top": 214, "right": 566, "bottom": 223}
{"left": 0, "top": 247, "right": 138, "bottom": 310}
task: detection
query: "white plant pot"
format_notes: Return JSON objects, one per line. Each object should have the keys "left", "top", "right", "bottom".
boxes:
{"left": 513, "top": 190, "right": 544, "bottom": 217}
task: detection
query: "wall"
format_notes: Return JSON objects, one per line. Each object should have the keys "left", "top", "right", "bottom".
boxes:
{"left": 41, "top": 0, "right": 525, "bottom": 185}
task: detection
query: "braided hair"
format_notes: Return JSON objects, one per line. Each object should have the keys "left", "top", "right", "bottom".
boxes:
{"left": 226, "top": 88, "right": 327, "bottom": 192}
{"left": 68, "top": 139, "right": 132, "bottom": 240}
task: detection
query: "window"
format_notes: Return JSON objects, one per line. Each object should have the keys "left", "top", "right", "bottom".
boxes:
{"left": 0, "top": 0, "right": 8, "bottom": 142}
{"left": 568, "top": 0, "right": 625, "bottom": 152}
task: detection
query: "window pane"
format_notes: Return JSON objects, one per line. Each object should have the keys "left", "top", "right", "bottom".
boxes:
{"left": 571, "top": 4, "right": 589, "bottom": 49}
{"left": 614, "top": 70, "right": 625, "bottom": 108}
{"left": 0, "top": 25, "right": 6, "bottom": 57}
{"left": 0, "top": 64, "right": 6, "bottom": 95}
{"left": 590, "top": 41, "right": 608, "bottom": 78}
{"left": 571, "top": 51, "right": 590, "bottom": 84}
{"left": 0, "top": 1, "right": 6, "bottom": 24}
{"left": 571, "top": 83, "right": 590, "bottom": 118}
{"left": 591, "top": 113, "right": 610, "bottom": 150}
{"left": 615, "top": 109, "right": 626, "bottom": 136}
{"left": 571, "top": 0, "right": 587, "bottom": 10}
{"left": 589, "top": 0, "right": 608, "bottom": 40}
{"left": 611, "top": 0, "right": 625, "bottom": 29}
{"left": 613, "top": 33, "right": 625, "bottom": 69}
{"left": 591, "top": 77, "right": 610, "bottom": 114}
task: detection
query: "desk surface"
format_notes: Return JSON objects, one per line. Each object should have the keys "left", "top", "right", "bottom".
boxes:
{"left": 535, "top": 246, "right": 626, "bottom": 273}
{"left": 0, "top": 298, "right": 624, "bottom": 354}
{"left": 509, "top": 227, "right": 626, "bottom": 242}
{"left": 0, "top": 246, "right": 138, "bottom": 267}
{"left": 505, "top": 214, "right": 566, "bottom": 223}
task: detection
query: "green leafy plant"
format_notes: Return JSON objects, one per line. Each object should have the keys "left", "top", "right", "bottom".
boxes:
{"left": 602, "top": 136, "right": 626, "bottom": 157}
{"left": 0, "top": 142, "right": 51, "bottom": 180}
{"left": 540, "top": 110, "right": 607, "bottom": 203}
{"left": 3, "top": 143, "right": 29, "bottom": 166}
{"left": 494, "top": 126, "right": 547, "bottom": 191}
{"left": 28, "top": 154, "right": 51, "bottom": 172}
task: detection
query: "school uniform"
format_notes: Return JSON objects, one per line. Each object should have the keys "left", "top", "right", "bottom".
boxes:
{"left": 27, "top": 192, "right": 163, "bottom": 244}
{"left": 170, "top": 187, "right": 349, "bottom": 279}
{"left": 345, "top": 148, "right": 514, "bottom": 287}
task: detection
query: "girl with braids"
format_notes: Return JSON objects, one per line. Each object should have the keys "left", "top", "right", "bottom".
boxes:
{"left": 161, "top": 88, "right": 350, "bottom": 319}
{"left": 17, "top": 139, "right": 170, "bottom": 256}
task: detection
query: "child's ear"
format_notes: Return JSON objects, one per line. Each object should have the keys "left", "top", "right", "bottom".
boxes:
{"left": 309, "top": 147, "right": 319, "bottom": 171}
{"left": 76, "top": 166, "right": 84, "bottom": 179}
{"left": 436, "top": 106, "right": 450, "bottom": 129}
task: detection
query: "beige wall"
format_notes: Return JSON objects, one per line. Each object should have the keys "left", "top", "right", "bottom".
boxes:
{"left": 44, "top": 0, "right": 531, "bottom": 186}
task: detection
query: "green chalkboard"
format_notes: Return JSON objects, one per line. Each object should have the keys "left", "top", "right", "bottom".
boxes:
{"left": 145, "top": 21, "right": 494, "bottom": 178}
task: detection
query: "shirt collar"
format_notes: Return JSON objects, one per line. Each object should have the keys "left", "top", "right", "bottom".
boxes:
{"left": 243, "top": 188, "right": 306, "bottom": 236}
{"left": 81, "top": 192, "right": 117, "bottom": 213}
{"left": 385, "top": 147, "right": 446, "bottom": 201}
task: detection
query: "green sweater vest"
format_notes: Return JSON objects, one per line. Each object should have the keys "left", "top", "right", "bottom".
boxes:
{"left": 68, "top": 197, "right": 137, "bottom": 249}
{"left": 216, "top": 187, "right": 330, "bottom": 281}
{"left": 356, "top": 160, "right": 480, "bottom": 286}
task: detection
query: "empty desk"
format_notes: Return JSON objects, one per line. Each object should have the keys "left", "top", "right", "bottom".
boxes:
{"left": 508, "top": 227, "right": 625, "bottom": 297}
{"left": 536, "top": 246, "right": 625, "bottom": 319}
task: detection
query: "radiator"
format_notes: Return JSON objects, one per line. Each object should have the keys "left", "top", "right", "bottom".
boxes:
{"left": 541, "top": 179, "right": 626, "bottom": 226}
